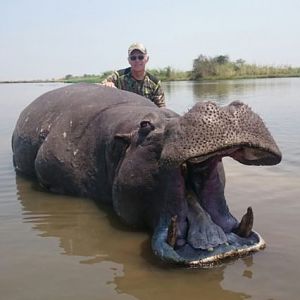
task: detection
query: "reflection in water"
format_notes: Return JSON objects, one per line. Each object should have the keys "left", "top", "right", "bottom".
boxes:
{"left": 16, "top": 175, "right": 250, "bottom": 300}
{"left": 241, "top": 257, "right": 253, "bottom": 279}
{"left": 191, "top": 78, "right": 296, "bottom": 107}
{"left": 16, "top": 175, "right": 145, "bottom": 264}
{"left": 164, "top": 80, "right": 261, "bottom": 111}
{"left": 164, "top": 80, "right": 261, "bottom": 114}
{"left": 14, "top": 175, "right": 138, "bottom": 300}
{"left": 192, "top": 80, "right": 253, "bottom": 105}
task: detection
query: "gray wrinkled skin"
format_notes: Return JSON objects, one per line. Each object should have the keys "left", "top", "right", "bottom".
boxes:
{"left": 161, "top": 101, "right": 281, "bottom": 167}
{"left": 12, "top": 83, "right": 282, "bottom": 266}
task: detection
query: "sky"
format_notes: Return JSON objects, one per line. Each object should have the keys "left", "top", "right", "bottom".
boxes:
{"left": 1, "top": 0, "right": 300, "bottom": 80}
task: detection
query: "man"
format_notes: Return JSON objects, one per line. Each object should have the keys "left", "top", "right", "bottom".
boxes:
{"left": 102, "top": 43, "right": 166, "bottom": 108}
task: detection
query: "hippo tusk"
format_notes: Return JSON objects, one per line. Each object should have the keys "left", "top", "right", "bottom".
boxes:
{"left": 167, "top": 215, "right": 178, "bottom": 247}
{"left": 152, "top": 216, "right": 187, "bottom": 264}
{"left": 233, "top": 207, "right": 254, "bottom": 238}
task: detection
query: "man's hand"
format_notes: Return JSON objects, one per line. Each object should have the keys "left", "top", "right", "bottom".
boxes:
{"left": 102, "top": 81, "right": 116, "bottom": 88}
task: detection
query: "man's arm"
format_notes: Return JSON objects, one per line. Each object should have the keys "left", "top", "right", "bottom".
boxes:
{"left": 101, "top": 71, "right": 118, "bottom": 88}
{"left": 152, "top": 81, "right": 166, "bottom": 108}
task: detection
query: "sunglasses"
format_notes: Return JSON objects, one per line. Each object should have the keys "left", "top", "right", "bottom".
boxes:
{"left": 129, "top": 55, "right": 145, "bottom": 61}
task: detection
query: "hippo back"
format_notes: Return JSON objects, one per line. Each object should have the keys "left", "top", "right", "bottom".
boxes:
{"left": 12, "top": 83, "right": 176, "bottom": 201}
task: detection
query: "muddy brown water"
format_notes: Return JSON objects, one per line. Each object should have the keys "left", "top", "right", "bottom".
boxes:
{"left": 0, "top": 79, "right": 299, "bottom": 300}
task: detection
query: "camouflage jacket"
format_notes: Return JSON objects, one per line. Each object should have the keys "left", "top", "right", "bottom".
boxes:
{"left": 102, "top": 67, "right": 165, "bottom": 108}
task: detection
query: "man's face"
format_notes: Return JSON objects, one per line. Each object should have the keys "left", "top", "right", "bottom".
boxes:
{"left": 128, "top": 50, "right": 149, "bottom": 72}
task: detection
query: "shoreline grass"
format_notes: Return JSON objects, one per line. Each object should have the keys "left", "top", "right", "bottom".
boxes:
{"left": 1, "top": 55, "right": 300, "bottom": 84}
{"left": 2, "top": 73, "right": 299, "bottom": 84}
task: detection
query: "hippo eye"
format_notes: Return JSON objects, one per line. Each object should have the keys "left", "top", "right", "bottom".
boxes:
{"left": 140, "top": 121, "right": 154, "bottom": 130}
{"left": 139, "top": 121, "right": 155, "bottom": 135}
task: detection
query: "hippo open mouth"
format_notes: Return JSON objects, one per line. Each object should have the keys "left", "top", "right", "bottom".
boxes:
{"left": 152, "top": 153, "right": 265, "bottom": 266}
{"left": 152, "top": 101, "right": 281, "bottom": 266}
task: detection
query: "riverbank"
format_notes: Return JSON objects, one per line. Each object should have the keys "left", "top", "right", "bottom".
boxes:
{"left": 2, "top": 55, "right": 300, "bottom": 84}
{"left": 2, "top": 73, "right": 300, "bottom": 84}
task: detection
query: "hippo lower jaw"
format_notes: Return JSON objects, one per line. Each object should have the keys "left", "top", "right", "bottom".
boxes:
{"left": 152, "top": 148, "right": 271, "bottom": 266}
{"left": 152, "top": 219, "right": 266, "bottom": 267}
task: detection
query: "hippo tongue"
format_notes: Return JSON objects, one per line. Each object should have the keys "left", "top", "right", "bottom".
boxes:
{"left": 160, "top": 101, "right": 282, "bottom": 168}
{"left": 186, "top": 191, "right": 227, "bottom": 249}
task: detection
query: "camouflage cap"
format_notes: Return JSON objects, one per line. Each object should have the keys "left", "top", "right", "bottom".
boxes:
{"left": 128, "top": 43, "right": 147, "bottom": 56}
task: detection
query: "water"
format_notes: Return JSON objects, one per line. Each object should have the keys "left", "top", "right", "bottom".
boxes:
{"left": 0, "top": 79, "right": 299, "bottom": 300}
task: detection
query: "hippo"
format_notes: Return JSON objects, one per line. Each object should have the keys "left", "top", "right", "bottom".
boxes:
{"left": 12, "top": 83, "right": 281, "bottom": 266}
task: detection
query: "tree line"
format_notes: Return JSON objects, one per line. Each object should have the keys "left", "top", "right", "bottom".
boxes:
{"left": 191, "top": 55, "right": 300, "bottom": 79}
{"left": 62, "top": 55, "right": 300, "bottom": 83}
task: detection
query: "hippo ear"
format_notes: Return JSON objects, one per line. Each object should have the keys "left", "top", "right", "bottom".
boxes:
{"left": 139, "top": 120, "right": 155, "bottom": 135}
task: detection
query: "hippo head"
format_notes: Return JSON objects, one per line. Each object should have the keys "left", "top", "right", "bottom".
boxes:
{"left": 113, "top": 101, "right": 281, "bottom": 266}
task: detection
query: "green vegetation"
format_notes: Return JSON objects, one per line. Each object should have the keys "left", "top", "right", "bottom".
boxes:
{"left": 62, "top": 72, "right": 110, "bottom": 83}
{"left": 191, "top": 55, "right": 300, "bottom": 80}
{"left": 148, "top": 67, "right": 190, "bottom": 81}
{"left": 61, "top": 55, "right": 300, "bottom": 84}
{"left": 61, "top": 67, "right": 190, "bottom": 83}
{"left": 2, "top": 55, "right": 299, "bottom": 84}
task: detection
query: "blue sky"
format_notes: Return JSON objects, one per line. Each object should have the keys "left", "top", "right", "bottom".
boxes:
{"left": 1, "top": 0, "right": 300, "bottom": 80}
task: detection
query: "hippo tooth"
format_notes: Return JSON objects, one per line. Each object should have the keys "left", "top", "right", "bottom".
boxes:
{"left": 233, "top": 207, "right": 254, "bottom": 238}
{"left": 167, "top": 215, "right": 178, "bottom": 248}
